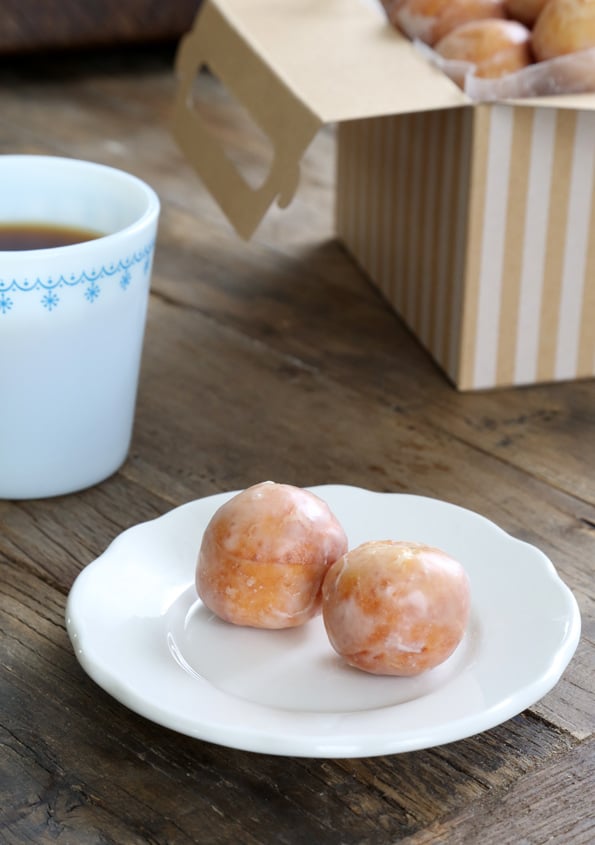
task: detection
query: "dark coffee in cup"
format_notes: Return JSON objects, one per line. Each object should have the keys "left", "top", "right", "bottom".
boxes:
{"left": 0, "top": 222, "right": 103, "bottom": 251}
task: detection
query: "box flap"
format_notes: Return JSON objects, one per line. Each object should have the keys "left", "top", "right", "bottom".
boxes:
{"left": 174, "top": 0, "right": 327, "bottom": 238}
{"left": 211, "top": 0, "right": 470, "bottom": 122}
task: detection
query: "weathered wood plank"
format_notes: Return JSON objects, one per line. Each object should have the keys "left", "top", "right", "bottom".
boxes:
{"left": 404, "top": 736, "right": 595, "bottom": 845}
{"left": 0, "top": 2, "right": 199, "bottom": 53}
{"left": 0, "top": 563, "right": 581, "bottom": 845}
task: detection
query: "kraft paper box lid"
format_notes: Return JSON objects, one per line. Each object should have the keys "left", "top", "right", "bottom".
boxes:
{"left": 172, "top": 0, "right": 595, "bottom": 238}
{"left": 173, "top": 0, "right": 470, "bottom": 238}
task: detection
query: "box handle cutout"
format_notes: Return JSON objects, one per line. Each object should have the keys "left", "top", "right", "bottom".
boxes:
{"left": 172, "top": 0, "right": 322, "bottom": 239}
{"left": 190, "top": 65, "right": 275, "bottom": 194}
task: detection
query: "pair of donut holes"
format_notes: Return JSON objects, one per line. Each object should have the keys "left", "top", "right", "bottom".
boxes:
{"left": 196, "top": 482, "right": 471, "bottom": 677}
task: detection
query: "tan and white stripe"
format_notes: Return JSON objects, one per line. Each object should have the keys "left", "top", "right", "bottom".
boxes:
{"left": 465, "top": 105, "right": 595, "bottom": 389}
{"left": 336, "top": 103, "right": 595, "bottom": 390}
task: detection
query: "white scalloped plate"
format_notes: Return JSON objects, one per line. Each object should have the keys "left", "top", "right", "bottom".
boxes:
{"left": 66, "top": 486, "right": 581, "bottom": 758}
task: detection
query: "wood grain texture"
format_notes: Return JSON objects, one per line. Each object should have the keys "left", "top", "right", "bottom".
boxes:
{"left": 0, "top": 2, "right": 201, "bottom": 53}
{"left": 0, "top": 46, "right": 593, "bottom": 845}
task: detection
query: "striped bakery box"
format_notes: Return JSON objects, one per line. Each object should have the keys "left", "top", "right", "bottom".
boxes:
{"left": 336, "top": 104, "right": 595, "bottom": 390}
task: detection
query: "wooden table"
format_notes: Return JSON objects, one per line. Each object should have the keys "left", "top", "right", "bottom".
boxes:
{"left": 1, "top": 45, "right": 593, "bottom": 845}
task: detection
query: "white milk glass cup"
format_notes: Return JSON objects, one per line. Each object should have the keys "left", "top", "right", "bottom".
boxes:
{"left": 0, "top": 155, "right": 160, "bottom": 498}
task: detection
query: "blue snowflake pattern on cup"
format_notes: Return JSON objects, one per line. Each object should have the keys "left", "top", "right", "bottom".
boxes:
{"left": 85, "top": 281, "right": 101, "bottom": 303}
{"left": 0, "top": 293, "right": 13, "bottom": 314}
{"left": 41, "top": 291, "right": 60, "bottom": 311}
{"left": 0, "top": 241, "right": 154, "bottom": 316}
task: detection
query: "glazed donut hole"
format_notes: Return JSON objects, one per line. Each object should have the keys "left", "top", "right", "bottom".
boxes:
{"left": 321, "top": 540, "right": 471, "bottom": 676}
{"left": 196, "top": 481, "right": 348, "bottom": 629}
{"left": 532, "top": 0, "right": 595, "bottom": 63}
{"left": 434, "top": 19, "right": 532, "bottom": 79}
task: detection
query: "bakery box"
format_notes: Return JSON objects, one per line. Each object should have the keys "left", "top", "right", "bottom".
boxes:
{"left": 172, "top": 0, "right": 595, "bottom": 390}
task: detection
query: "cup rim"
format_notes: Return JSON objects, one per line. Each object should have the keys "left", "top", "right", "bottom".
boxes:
{"left": 0, "top": 154, "right": 160, "bottom": 257}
